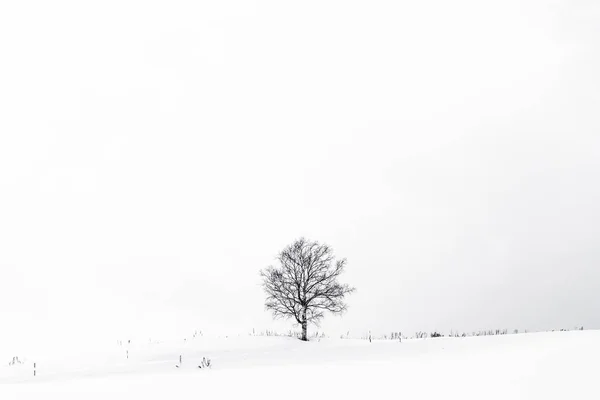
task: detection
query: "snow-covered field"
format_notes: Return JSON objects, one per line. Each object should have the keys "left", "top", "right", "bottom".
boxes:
{"left": 1, "top": 330, "right": 598, "bottom": 399}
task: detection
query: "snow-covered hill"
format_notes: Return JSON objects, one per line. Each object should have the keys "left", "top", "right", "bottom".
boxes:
{"left": 1, "top": 330, "right": 598, "bottom": 398}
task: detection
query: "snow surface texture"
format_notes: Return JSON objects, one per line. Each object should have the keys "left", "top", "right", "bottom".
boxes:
{"left": 1, "top": 331, "right": 598, "bottom": 399}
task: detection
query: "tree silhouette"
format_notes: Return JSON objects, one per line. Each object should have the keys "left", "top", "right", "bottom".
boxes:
{"left": 260, "top": 238, "right": 355, "bottom": 341}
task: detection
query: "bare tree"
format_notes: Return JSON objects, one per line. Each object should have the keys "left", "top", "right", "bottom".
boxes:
{"left": 260, "top": 238, "right": 355, "bottom": 341}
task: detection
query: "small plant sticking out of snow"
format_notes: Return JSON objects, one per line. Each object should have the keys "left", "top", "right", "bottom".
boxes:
{"left": 198, "top": 357, "right": 212, "bottom": 369}
{"left": 8, "top": 356, "right": 22, "bottom": 366}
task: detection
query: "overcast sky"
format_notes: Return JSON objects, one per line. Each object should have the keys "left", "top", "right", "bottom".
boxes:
{"left": 1, "top": 0, "right": 599, "bottom": 346}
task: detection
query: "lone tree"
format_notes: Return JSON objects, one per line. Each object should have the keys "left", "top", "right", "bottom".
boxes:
{"left": 260, "top": 238, "right": 355, "bottom": 341}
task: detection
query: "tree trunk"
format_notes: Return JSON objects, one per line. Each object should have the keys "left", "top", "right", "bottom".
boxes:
{"left": 301, "top": 308, "right": 308, "bottom": 341}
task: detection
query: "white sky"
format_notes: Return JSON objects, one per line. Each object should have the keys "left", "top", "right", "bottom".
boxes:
{"left": 1, "top": 0, "right": 599, "bottom": 345}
